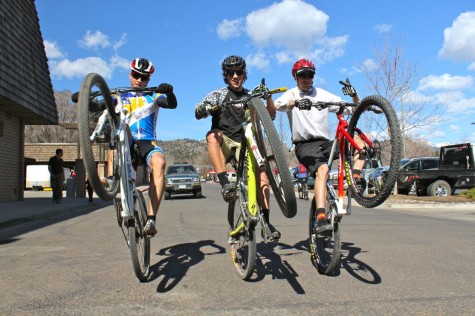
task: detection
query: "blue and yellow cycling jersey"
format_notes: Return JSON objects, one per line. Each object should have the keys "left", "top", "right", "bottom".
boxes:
{"left": 118, "top": 92, "right": 167, "bottom": 141}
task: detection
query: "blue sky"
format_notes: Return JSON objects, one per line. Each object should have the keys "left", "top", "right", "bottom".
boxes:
{"left": 36, "top": 0, "right": 475, "bottom": 146}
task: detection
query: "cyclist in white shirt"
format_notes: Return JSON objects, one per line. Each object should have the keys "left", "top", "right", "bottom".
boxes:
{"left": 274, "top": 58, "right": 360, "bottom": 235}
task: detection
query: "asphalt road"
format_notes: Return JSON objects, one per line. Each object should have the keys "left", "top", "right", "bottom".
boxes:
{"left": 1, "top": 183, "right": 474, "bottom": 315}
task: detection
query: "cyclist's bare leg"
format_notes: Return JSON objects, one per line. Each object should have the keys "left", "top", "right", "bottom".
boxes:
{"left": 206, "top": 130, "right": 226, "bottom": 174}
{"left": 257, "top": 169, "right": 270, "bottom": 210}
{"left": 315, "top": 164, "right": 329, "bottom": 210}
{"left": 148, "top": 151, "right": 166, "bottom": 217}
{"left": 258, "top": 169, "right": 280, "bottom": 239}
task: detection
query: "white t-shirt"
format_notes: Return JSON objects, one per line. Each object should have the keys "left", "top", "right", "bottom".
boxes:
{"left": 274, "top": 86, "right": 343, "bottom": 143}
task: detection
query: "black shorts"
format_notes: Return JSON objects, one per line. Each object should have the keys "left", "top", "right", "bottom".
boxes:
{"left": 133, "top": 140, "right": 164, "bottom": 167}
{"left": 294, "top": 139, "right": 338, "bottom": 177}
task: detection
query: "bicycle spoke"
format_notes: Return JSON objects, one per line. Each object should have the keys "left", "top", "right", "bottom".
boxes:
{"left": 249, "top": 98, "right": 297, "bottom": 218}
{"left": 78, "top": 73, "right": 120, "bottom": 200}
{"left": 308, "top": 197, "right": 341, "bottom": 275}
{"left": 228, "top": 187, "right": 256, "bottom": 280}
{"left": 347, "top": 95, "right": 402, "bottom": 208}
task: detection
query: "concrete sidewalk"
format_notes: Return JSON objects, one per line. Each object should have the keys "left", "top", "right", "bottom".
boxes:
{"left": 0, "top": 190, "right": 112, "bottom": 230}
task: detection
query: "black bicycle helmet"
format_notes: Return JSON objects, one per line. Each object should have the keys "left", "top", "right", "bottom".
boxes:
{"left": 221, "top": 55, "right": 247, "bottom": 83}
{"left": 130, "top": 57, "right": 155, "bottom": 75}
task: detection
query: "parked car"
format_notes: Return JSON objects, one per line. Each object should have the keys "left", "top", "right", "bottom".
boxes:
{"left": 165, "top": 164, "right": 202, "bottom": 199}
{"left": 397, "top": 157, "right": 439, "bottom": 195}
{"left": 368, "top": 166, "right": 390, "bottom": 193}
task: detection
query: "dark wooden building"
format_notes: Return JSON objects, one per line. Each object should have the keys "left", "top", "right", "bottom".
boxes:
{"left": 0, "top": 0, "right": 56, "bottom": 201}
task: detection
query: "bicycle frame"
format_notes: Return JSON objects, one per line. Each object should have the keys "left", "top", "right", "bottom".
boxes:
{"left": 325, "top": 104, "right": 372, "bottom": 216}
{"left": 90, "top": 95, "right": 136, "bottom": 224}
{"left": 229, "top": 113, "right": 262, "bottom": 237}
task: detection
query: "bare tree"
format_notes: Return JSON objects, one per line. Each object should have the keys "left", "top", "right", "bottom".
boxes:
{"left": 25, "top": 90, "right": 78, "bottom": 143}
{"left": 360, "top": 33, "right": 446, "bottom": 157}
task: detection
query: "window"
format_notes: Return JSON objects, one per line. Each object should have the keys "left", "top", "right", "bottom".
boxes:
{"left": 421, "top": 159, "right": 438, "bottom": 169}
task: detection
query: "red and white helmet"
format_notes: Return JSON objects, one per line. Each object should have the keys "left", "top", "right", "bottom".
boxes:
{"left": 291, "top": 58, "right": 315, "bottom": 77}
{"left": 130, "top": 58, "right": 155, "bottom": 75}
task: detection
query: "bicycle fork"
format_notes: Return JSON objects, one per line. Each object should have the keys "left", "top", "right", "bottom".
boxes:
{"left": 115, "top": 103, "right": 136, "bottom": 227}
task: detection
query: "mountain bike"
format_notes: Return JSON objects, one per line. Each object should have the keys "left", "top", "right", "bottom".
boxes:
{"left": 76, "top": 73, "right": 155, "bottom": 281}
{"left": 297, "top": 179, "right": 309, "bottom": 200}
{"left": 207, "top": 82, "right": 297, "bottom": 280}
{"left": 306, "top": 92, "right": 402, "bottom": 275}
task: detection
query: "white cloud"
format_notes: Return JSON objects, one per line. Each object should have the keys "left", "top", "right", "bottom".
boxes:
{"left": 217, "top": 0, "right": 348, "bottom": 67}
{"left": 246, "top": 51, "right": 270, "bottom": 71}
{"left": 438, "top": 12, "right": 475, "bottom": 62}
{"left": 311, "top": 35, "right": 349, "bottom": 66}
{"left": 418, "top": 73, "right": 473, "bottom": 91}
{"left": 113, "top": 33, "right": 127, "bottom": 52}
{"left": 217, "top": 18, "right": 245, "bottom": 40}
{"left": 78, "top": 30, "right": 111, "bottom": 49}
{"left": 374, "top": 24, "right": 393, "bottom": 33}
{"left": 360, "top": 58, "right": 378, "bottom": 72}
{"left": 469, "top": 62, "right": 475, "bottom": 71}
{"left": 274, "top": 51, "right": 292, "bottom": 64}
{"left": 44, "top": 40, "right": 64, "bottom": 59}
{"left": 246, "top": 0, "right": 329, "bottom": 53}
{"left": 109, "top": 55, "right": 130, "bottom": 72}
{"left": 49, "top": 57, "right": 112, "bottom": 79}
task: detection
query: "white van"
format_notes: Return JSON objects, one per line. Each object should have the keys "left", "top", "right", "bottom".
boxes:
{"left": 25, "top": 165, "right": 70, "bottom": 191}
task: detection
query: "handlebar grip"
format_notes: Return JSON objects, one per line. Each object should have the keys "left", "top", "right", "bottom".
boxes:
{"left": 269, "top": 87, "right": 287, "bottom": 94}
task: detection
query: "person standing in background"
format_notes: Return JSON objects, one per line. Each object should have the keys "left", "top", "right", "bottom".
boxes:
{"left": 85, "top": 175, "right": 93, "bottom": 203}
{"left": 48, "top": 148, "right": 65, "bottom": 204}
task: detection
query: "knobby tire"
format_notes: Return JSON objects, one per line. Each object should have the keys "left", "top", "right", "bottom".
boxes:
{"left": 308, "top": 197, "right": 341, "bottom": 275}
{"left": 78, "top": 73, "right": 119, "bottom": 200}
{"left": 128, "top": 190, "right": 150, "bottom": 281}
{"left": 347, "top": 95, "right": 402, "bottom": 208}
{"left": 228, "top": 186, "right": 256, "bottom": 280}
{"left": 249, "top": 98, "right": 297, "bottom": 218}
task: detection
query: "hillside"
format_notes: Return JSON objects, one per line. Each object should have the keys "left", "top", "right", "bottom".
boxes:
{"left": 157, "top": 138, "right": 210, "bottom": 167}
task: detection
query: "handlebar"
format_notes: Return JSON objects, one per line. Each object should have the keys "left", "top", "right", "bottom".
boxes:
{"left": 206, "top": 86, "right": 287, "bottom": 113}
{"left": 225, "top": 87, "right": 287, "bottom": 106}
{"left": 71, "top": 86, "right": 162, "bottom": 103}
{"left": 309, "top": 100, "right": 383, "bottom": 114}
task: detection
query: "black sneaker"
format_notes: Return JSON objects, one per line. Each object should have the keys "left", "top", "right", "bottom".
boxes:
{"left": 221, "top": 183, "right": 236, "bottom": 202}
{"left": 261, "top": 223, "right": 281, "bottom": 241}
{"left": 316, "top": 220, "right": 333, "bottom": 235}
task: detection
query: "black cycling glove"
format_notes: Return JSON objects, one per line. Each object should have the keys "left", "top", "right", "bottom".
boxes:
{"left": 340, "top": 78, "right": 357, "bottom": 98}
{"left": 195, "top": 102, "right": 212, "bottom": 119}
{"left": 295, "top": 98, "right": 312, "bottom": 110}
{"left": 157, "top": 83, "right": 173, "bottom": 94}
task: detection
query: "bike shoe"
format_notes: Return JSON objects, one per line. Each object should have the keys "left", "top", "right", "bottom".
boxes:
{"left": 144, "top": 219, "right": 157, "bottom": 236}
{"left": 261, "top": 223, "right": 281, "bottom": 241}
{"left": 316, "top": 220, "right": 333, "bottom": 235}
{"left": 221, "top": 183, "right": 237, "bottom": 202}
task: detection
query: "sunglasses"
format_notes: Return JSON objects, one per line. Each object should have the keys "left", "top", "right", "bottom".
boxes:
{"left": 226, "top": 69, "right": 244, "bottom": 77}
{"left": 297, "top": 72, "right": 314, "bottom": 79}
{"left": 131, "top": 72, "right": 150, "bottom": 81}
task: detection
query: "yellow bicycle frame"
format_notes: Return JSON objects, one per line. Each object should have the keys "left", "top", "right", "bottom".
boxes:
{"left": 229, "top": 122, "right": 259, "bottom": 237}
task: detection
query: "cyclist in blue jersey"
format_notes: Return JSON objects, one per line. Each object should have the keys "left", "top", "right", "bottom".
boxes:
{"left": 118, "top": 57, "right": 178, "bottom": 236}
{"left": 194, "top": 55, "right": 281, "bottom": 241}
